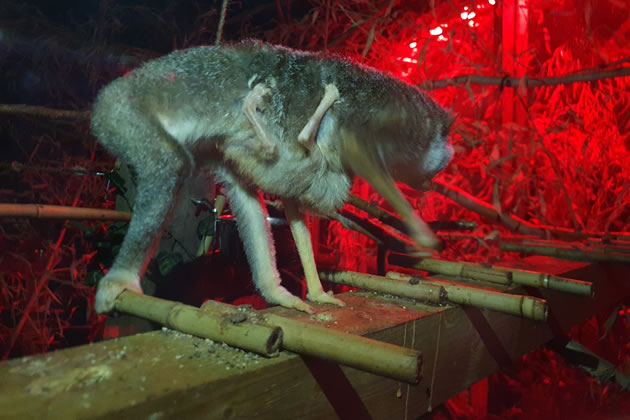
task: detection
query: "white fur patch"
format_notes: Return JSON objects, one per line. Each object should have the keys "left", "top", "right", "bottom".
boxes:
{"left": 423, "top": 136, "right": 453, "bottom": 174}
{"left": 157, "top": 114, "right": 212, "bottom": 146}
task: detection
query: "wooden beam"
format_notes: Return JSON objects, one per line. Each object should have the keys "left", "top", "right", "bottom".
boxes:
{"left": 1, "top": 257, "right": 628, "bottom": 419}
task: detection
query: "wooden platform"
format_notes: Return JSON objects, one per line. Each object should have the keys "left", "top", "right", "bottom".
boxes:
{"left": 1, "top": 257, "right": 628, "bottom": 419}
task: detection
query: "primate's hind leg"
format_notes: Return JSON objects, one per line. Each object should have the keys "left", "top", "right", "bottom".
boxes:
{"left": 283, "top": 199, "right": 345, "bottom": 308}
{"left": 93, "top": 111, "right": 190, "bottom": 313}
{"left": 221, "top": 173, "right": 315, "bottom": 314}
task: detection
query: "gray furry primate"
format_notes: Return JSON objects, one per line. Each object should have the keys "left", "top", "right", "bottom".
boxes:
{"left": 91, "top": 40, "right": 454, "bottom": 315}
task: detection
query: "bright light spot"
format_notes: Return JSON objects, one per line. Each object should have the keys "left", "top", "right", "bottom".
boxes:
{"left": 442, "top": 23, "right": 448, "bottom": 28}
{"left": 402, "top": 57, "right": 418, "bottom": 63}
{"left": 468, "top": 11, "right": 476, "bottom": 19}
{"left": 409, "top": 41, "right": 417, "bottom": 48}
{"left": 489, "top": 0, "right": 496, "bottom": 4}
{"left": 401, "top": 72, "right": 409, "bottom": 77}
{"left": 429, "top": 26, "right": 443, "bottom": 36}
{"left": 438, "top": 35, "right": 448, "bottom": 42}
{"left": 461, "top": 11, "right": 468, "bottom": 19}
{"left": 464, "top": 6, "right": 469, "bottom": 10}
{"left": 475, "top": 22, "right": 480, "bottom": 27}
{"left": 468, "top": 20, "right": 475, "bottom": 27}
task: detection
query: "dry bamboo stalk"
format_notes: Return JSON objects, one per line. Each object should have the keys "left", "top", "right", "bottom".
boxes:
{"left": 419, "top": 66, "right": 630, "bottom": 90}
{"left": 385, "top": 272, "right": 548, "bottom": 321}
{"left": 388, "top": 253, "right": 593, "bottom": 296}
{"left": 425, "top": 179, "right": 546, "bottom": 237}
{"left": 347, "top": 194, "right": 407, "bottom": 233}
{"left": 500, "top": 241, "right": 630, "bottom": 263}
{"left": 338, "top": 209, "right": 411, "bottom": 252}
{"left": 517, "top": 238, "right": 630, "bottom": 256}
{"left": 0, "top": 203, "right": 131, "bottom": 221}
{"left": 201, "top": 300, "right": 422, "bottom": 384}
{"left": 115, "top": 291, "right": 282, "bottom": 357}
{"left": 387, "top": 253, "right": 511, "bottom": 284}
{"left": 507, "top": 269, "right": 593, "bottom": 297}
{"left": 0, "top": 104, "right": 91, "bottom": 120}
{"left": 318, "top": 270, "right": 446, "bottom": 304}
{"left": 266, "top": 313, "right": 422, "bottom": 384}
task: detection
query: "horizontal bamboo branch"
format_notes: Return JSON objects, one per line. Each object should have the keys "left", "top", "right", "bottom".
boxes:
{"left": 385, "top": 272, "right": 548, "bottom": 321}
{"left": 426, "top": 179, "right": 545, "bottom": 237}
{"left": 115, "top": 291, "right": 282, "bottom": 357}
{"left": 202, "top": 300, "right": 422, "bottom": 384}
{"left": 500, "top": 241, "right": 630, "bottom": 263}
{"left": 318, "top": 270, "right": 446, "bottom": 304}
{"left": 347, "top": 194, "right": 407, "bottom": 233}
{"left": 426, "top": 181, "right": 629, "bottom": 242}
{"left": 0, "top": 104, "right": 90, "bottom": 120}
{"left": 387, "top": 253, "right": 593, "bottom": 296}
{"left": 347, "top": 194, "right": 476, "bottom": 235}
{"left": 419, "top": 66, "right": 630, "bottom": 90}
{"left": 338, "top": 209, "right": 411, "bottom": 252}
{"left": 0, "top": 203, "right": 131, "bottom": 221}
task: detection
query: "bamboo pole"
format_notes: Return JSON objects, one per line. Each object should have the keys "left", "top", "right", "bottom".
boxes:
{"left": 507, "top": 269, "right": 593, "bottom": 297}
{"left": 201, "top": 300, "right": 422, "bottom": 384}
{"left": 114, "top": 291, "right": 282, "bottom": 357}
{"left": 425, "top": 179, "right": 546, "bottom": 237}
{"left": 385, "top": 272, "right": 548, "bottom": 321}
{"left": 387, "top": 253, "right": 593, "bottom": 296}
{"left": 0, "top": 203, "right": 131, "bottom": 221}
{"left": 500, "top": 241, "right": 630, "bottom": 263}
{"left": 347, "top": 194, "right": 407, "bottom": 233}
{"left": 347, "top": 194, "right": 476, "bottom": 235}
{"left": 388, "top": 254, "right": 511, "bottom": 284}
{"left": 318, "top": 270, "right": 446, "bottom": 304}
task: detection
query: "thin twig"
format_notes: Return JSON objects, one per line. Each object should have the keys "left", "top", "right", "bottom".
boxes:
{"left": 0, "top": 104, "right": 90, "bottom": 120}
{"left": 3, "top": 149, "right": 93, "bottom": 360}
{"left": 420, "top": 66, "right": 630, "bottom": 90}
{"left": 215, "top": 0, "right": 230, "bottom": 45}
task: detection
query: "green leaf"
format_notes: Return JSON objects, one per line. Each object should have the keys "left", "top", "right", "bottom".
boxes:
{"left": 600, "top": 305, "right": 619, "bottom": 340}
{"left": 155, "top": 251, "right": 183, "bottom": 276}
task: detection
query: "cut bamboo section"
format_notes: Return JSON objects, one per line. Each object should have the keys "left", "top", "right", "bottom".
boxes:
{"left": 385, "top": 272, "right": 548, "bottom": 321}
{"left": 0, "top": 203, "right": 131, "bottom": 221}
{"left": 387, "top": 253, "right": 593, "bottom": 296}
{"left": 201, "top": 300, "right": 422, "bottom": 384}
{"left": 507, "top": 269, "right": 593, "bottom": 296}
{"left": 114, "top": 291, "right": 282, "bottom": 357}
{"left": 318, "top": 270, "right": 446, "bottom": 304}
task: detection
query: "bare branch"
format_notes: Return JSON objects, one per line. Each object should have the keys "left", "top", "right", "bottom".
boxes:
{"left": 420, "top": 66, "right": 630, "bottom": 90}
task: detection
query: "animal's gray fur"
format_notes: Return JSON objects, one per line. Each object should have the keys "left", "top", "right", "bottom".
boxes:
{"left": 91, "top": 40, "right": 454, "bottom": 314}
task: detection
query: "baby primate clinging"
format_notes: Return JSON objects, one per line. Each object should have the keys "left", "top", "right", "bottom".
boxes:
{"left": 91, "top": 40, "right": 453, "bottom": 315}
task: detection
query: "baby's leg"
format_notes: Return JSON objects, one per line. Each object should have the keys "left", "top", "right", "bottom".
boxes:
{"left": 298, "top": 84, "right": 340, "bottom": 150}
{"left": 242, "top": 83, "right": 278, "bottom": 160}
